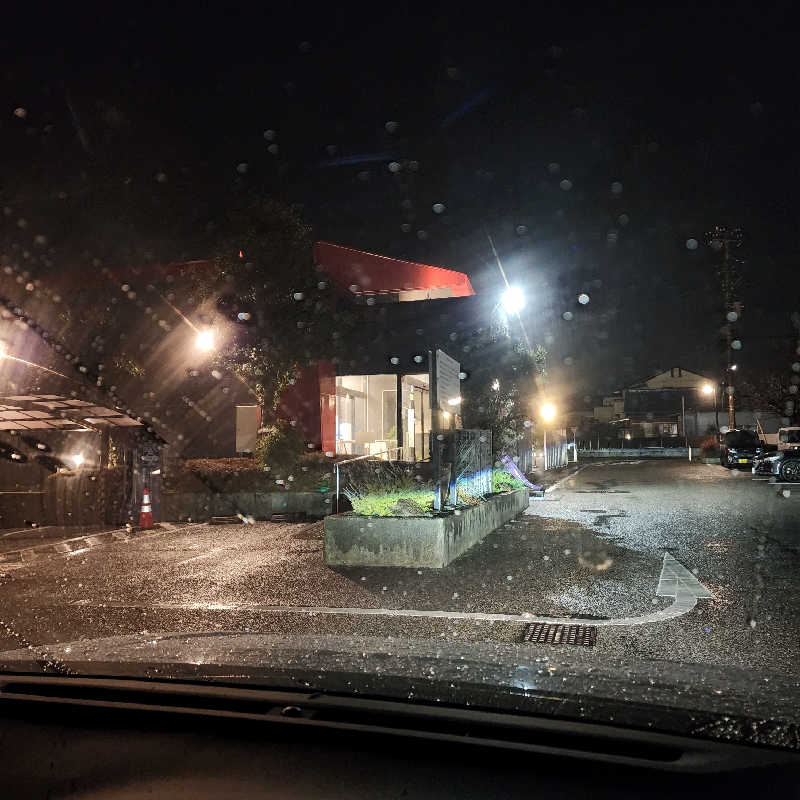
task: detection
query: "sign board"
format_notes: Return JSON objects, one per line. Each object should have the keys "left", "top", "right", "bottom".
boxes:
{"left": 435, "top": 349, "right": 461, "bottom": 411}
{"left": 236, "top": 405, "right": 262, "bottom": 453}
{"left": 137, "top": 437, "right": 162, "bottom": 466}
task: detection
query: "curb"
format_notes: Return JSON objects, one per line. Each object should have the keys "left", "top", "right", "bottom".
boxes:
{"left": 0, "top": 522, "right": 191, "bottom": 566}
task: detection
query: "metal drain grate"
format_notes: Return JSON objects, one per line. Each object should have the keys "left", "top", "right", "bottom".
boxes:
{"left": 520, "top": 623, "right": 597, "bottom": 646}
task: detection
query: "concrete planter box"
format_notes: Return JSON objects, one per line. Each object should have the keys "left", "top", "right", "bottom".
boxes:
{"left": 162, "top": 491, "right": 329, "bottom": 522}
{"left": 323, "top": 488, "right": 529, "bottom": 568}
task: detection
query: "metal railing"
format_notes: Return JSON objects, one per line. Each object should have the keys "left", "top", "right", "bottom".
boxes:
{"left": 333, "top": 446, "right": 404, "bottom": 514}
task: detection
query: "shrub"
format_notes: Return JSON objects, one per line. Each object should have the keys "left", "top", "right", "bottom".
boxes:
{"left": 254, "top": 422, "right": 306, "bottom": 473}
{"left": 165, "top": 452, "right": 344, "bottom": 493}
{"left": 166, "top": 458, "right": 267, "bottom": 493}
{"left": 492, "top": 469, "right": 527, "bottom": 492}
{"left": 699, "top": 435, "right": 721, "bottom": 457}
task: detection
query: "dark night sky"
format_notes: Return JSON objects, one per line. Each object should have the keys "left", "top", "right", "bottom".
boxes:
{"left": 2, "top": 1, "right": 797, "bottom": 403}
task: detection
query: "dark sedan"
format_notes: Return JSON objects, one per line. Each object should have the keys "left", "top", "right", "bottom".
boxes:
{"left": 753, "top": 450, "right": 800, "bottom": 482}
{"left": 719, "top": 430, "right": 763, "bottom": 469}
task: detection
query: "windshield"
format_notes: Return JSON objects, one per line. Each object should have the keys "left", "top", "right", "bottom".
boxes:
{"left": 724, "top": 431, "right": 760, "bottom": 449}
{"left": 2, "top": 3, "right": 800, "bottom": 754}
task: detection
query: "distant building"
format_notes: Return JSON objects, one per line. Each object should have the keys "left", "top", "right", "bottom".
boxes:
{"left": 577, "top": 367, "right": 782, "bottom": 446}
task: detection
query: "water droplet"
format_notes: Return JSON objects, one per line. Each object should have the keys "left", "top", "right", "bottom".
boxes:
{"left": 267, "top": 143, "right": 279, "bottom": 155}
{"left": 686, "top": 238, "right": 698, "bottom": 250}
{"left": 578, "top": 293, "right": 590, "bottom": 305}
{"left": 726, "top": 310, "right": 738, "bottom": 322}
{"left": 385, "top": 120, "right": 398, "bottom": 134}
{"left": 611, "top": 181, "right": 623, "bottom": 194}
{"left": 562, "top": 311, "right": 573, "bottom": 321}
{"left": 432, "top": 202, "right": 445, "bottom": 214}
{"left": 388, "top": 161, "right": 401, "bottom": 173}
{"left": 559, "top": 179, "right": 572, "bottom": 191}
{"left": 731, "top": 339, "right": 742, "bottom": 350}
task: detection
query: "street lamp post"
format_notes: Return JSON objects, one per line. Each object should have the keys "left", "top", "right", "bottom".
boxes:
{"left": 540, "top": 402, "right": 556, "bottom": 470}
{"left": 701, "top": 382, "right": 718, "bottom": 433}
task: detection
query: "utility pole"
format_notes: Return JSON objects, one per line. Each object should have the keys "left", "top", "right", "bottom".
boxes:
{"left": 706, "top": 226, "right": 743, "bottom": 430}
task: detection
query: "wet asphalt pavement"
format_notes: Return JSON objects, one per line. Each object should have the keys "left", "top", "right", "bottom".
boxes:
{"left": 0, "top": 459, "right": 797, "bottom": 679}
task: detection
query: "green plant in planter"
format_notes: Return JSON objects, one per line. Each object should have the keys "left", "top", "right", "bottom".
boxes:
{"left": 349, "top": 490, "right": 435, "bottom": 517}
{"left": 492, "top": 469, "right": 527, "bottom": 492}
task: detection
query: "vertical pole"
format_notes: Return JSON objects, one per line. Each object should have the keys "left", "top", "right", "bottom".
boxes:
{"left": 421, "top": 388, "right": 426, "bottom": 460}
{"left": 335, "top": 464, "right": 340, "bottom": 515}
{"left": 721, "top": 236, "right": 737, "bottom": 430}
{"left": 544, "top": 428, "right": 548, "bottom": 470}
{"left": 682, "top": 394, "right": 687, "bottom": 447}
{"left": 714, "top": 386, "right": 719, "bottom": 432}
{"left": 396, "top": 373, "right": 403, "bottom": 461}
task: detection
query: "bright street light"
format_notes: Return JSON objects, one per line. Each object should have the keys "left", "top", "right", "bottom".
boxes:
{"left": 701, "top": 383, "right": 714, "bottom": 395}
{"left": 447, "top": 396, "right": 462, "bottom": 406}
{"left": 540, "top": 402, "right": 556, "bottom": 423}
{"left": 195, "top": 329, "right": 215, "bottom": 352}
{"left": 70, "top": 454, "right": 84, "bottom": 468}
{"left": 501, "top": 286, "right": 525, "bottom": 315}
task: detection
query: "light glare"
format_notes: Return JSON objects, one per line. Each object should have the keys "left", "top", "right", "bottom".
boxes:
{"left": 501, "top": 287, "right": 525, "bottom": 314}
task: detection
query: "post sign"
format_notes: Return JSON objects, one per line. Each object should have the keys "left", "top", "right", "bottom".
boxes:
{"left": 435, "top": 349, "right": 461, "bottom": 411}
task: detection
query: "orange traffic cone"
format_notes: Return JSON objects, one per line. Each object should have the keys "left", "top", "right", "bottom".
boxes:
{"left": 138, "top": 488, "right": 154, "bottom": 529}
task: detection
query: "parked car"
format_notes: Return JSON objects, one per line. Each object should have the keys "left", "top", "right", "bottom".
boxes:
{"left": 719, "top": 429, "right": 763, "bottom": 469}
{"left": 753, "top": 449, "right": 800, "bottom": 482}
{"left": 777, "top": 426, "right": 800, "bottom": 451}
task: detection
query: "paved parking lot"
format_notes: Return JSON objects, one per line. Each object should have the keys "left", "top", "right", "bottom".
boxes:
{"left": 0, "top": 459, "right": 797, "bottom": 679}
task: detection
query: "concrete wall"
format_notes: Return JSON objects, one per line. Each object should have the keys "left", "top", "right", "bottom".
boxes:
{"left": 323, "top": 488, "right": 528, "bottom": 568}
{"left": 162, "top": 491, "right": 330, "bottom": 521}
{"left": 0, "top": 491, "right": 44, "bottom": 528}
{"left": 577, "top": 448, "right": 689, "bottom": 458}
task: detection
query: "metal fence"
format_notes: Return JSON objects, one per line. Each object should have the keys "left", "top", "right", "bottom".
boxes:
{"left": 543, "top": 433, "right": 569, "bottom": 470}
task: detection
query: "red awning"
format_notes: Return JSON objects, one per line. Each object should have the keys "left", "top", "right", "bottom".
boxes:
{"left": 312, "top": 241, "right": 474, "bottom": 298}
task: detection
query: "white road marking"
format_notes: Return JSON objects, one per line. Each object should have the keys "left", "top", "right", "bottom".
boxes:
{"left": 84, "top": 554, "right": 713, "bottom": 629}
{"left": 0, "top": 526, "right": 53, "bottom": 539}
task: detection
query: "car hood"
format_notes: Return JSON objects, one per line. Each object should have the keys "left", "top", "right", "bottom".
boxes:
{"left": 1, "top": 632, "right": 798, "bottom": 751}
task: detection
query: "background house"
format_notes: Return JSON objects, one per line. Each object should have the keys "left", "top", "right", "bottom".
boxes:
{"left": 576, "top": 366, "right": 783, "bottom": 447}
